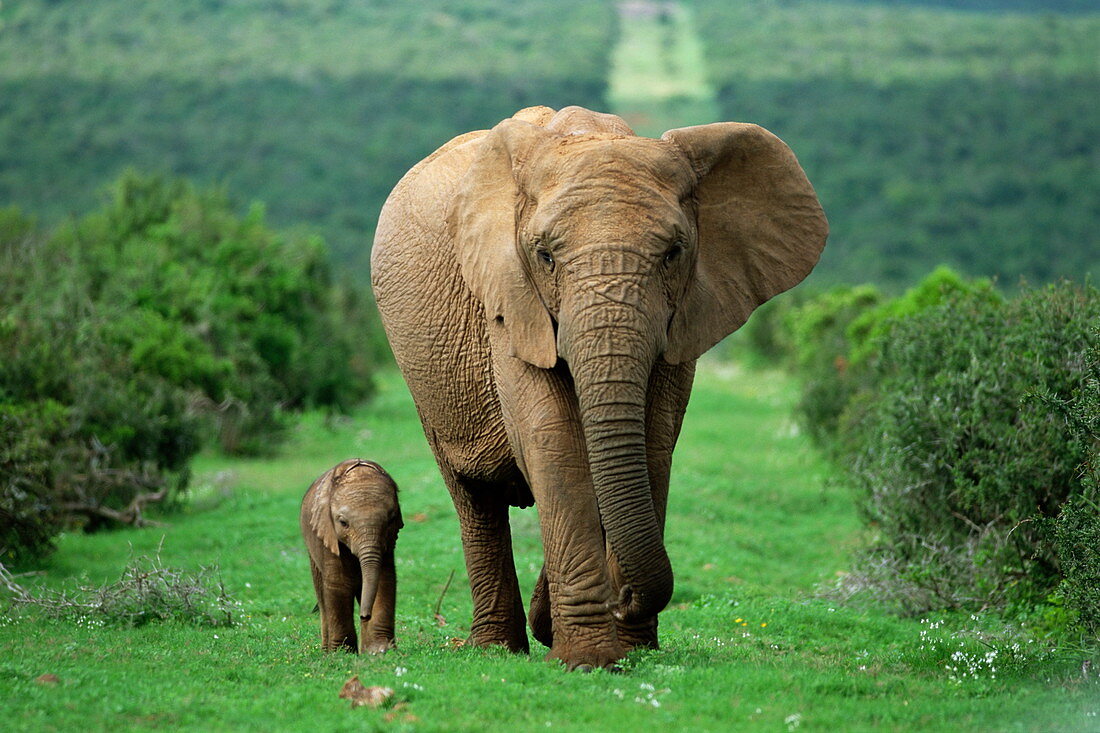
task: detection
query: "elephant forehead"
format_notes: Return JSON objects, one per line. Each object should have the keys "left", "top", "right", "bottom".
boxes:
{"left": 528, "top": 141, "right": 694, "bottom": 239}
{"left": 334, "top": 477, "right": 397, "bottom": 505}
{"left": 542, "top": 138, "right": 691, "bottom": 189}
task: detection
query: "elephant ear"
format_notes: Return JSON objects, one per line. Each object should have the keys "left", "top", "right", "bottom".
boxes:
{"left": 450, "top": 118, "right": 559, "bottom": 369}
{"left": 308, "top": 466, "right": 341, "bottom": 556}
{"left": 661, "top": 123, "right": 828, "bottom": 364}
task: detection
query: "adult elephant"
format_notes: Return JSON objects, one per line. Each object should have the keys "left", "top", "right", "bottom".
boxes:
{"left": 372, "top": 105, "right": 826, "bottom": 670}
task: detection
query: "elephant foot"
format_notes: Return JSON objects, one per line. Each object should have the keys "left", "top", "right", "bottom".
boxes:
{"left": 467, "top": 620, "right": 530, "bottom": 654}
{"left": 361, "top": 638, "right": 396, "bottom": 654}
{"left": 546, "top": 640, "right": 626, "bottom": 671}
{"left": 323, "top": 638, "right": 359, "bottom": 654}
{"left": 527, "top": 568, "right": 553, "bottom": 648}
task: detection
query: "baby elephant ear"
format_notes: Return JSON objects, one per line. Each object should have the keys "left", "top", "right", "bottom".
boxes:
{"left": 308, "top": 467, "right": 341, "bottom": 556}
{"left": 661, "top": 123, "right": 828, "bottom": 364}
{"left": 450, "top": 118, "right": 559, "bottom": 369}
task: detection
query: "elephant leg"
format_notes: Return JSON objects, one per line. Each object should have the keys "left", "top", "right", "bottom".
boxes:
{"left": 363, "top": 551, "right": 398, "bottom": 654}
{"left": 527, "top": 565, "right": 552, "bottom": 648}
{"left": 440, "top": 462, "right": 529, "bottom": 653}
{"left": 308, "top": 556, "right": 328, "bottom": 649}
{"left": 321, "top": 560, "right": 358, "bottom": 653}
{"left": 494, "top": 356, "right": 624, "bottom": 669}
{"left": 611, "top": 360, "right": 696, "bottom": 651}
{"left": 322, "top": 586, "right": 357, "bottom": 652}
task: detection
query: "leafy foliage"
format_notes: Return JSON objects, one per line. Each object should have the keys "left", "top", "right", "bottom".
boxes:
{"left": 0, "top": 173, "right": 376, "bottom": 562}
{"left": 784, "top": 284, "right": 885, "bottom": 446}
{"left": 1047, "top": 338, "right": 1100, "bottom": 633}
{"left": 838, "top": 283, "right": 1100, "bottom": 615}
{"left": 764, "top": 268, "right": 999, "bottom": 449}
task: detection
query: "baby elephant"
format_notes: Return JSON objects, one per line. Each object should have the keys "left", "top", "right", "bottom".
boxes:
{"left": 301, "top": 459, "right": 402, "bottom": 653}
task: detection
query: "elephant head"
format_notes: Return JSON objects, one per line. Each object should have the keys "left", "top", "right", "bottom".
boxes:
{"left": 449, "top": 108, "right": 827, "bottom": 622}
{"left": 305, "top": 459, "right": 403, "bottom": 650}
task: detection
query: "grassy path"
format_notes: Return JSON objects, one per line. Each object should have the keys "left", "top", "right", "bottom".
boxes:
{"left": 2, "top": 366, "right": 1096, "bottom": 730}
{"left": 607, "top": 1, "right": 719, "bottom": 137}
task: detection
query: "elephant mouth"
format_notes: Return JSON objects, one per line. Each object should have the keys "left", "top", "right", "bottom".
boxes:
{"left": 359, "top": 613, "right": 372, "bottom": 621}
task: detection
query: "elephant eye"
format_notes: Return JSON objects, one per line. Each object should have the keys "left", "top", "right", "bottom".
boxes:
{"left": 535, "top": 247, "right": 555, "bottom": 270}
{"left": 664, "top": 241, "right": 686, "bottom": 265}
{"left": 337, "top": 518, "right": 349, "bottom": 528}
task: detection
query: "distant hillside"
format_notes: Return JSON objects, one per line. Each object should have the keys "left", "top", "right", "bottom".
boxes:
{"left": 0, "top": 0, "right": 615, "bottom": 272}
{"left": 836, "top": 0, "right": 1098, "bottom": 11}
{"left": 2, "top": 0, "right": 1096, "bottom": 288}
{"left": 689, "top": 0, "right": 1100, "bottom": 287}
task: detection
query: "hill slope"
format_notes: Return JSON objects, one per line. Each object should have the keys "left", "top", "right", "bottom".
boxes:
{"left": 689, "top": 0, "right": 1100, "bottom": 286}
{"left": 0, "top": 0, "right": 615, "bottom": 271}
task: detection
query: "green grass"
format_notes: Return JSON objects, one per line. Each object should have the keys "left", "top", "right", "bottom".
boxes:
{"left": 2, "top": 366, "right": 1097, "bottom": 731}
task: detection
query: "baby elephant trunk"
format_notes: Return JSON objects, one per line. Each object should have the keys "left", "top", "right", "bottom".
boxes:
{"left": 358, "top": 557, "right": 381, "bottom": 652}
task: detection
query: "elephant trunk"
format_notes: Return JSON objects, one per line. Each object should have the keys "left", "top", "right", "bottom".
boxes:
{"left": 559, "top": 264, "right": 673, "bottom": 622}
{"left": 358, "top": 553, "right": 381, "bottom": 651}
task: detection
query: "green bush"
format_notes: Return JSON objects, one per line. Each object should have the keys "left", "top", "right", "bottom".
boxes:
{"left": 0, "top": 173, "right": 378, "bottom": 561}
{"left": 840, "top": 283, "right": 1100, "bottom": 614}
{"left": 787, "top": 268, "right": 994, "bottom": 449}
{"left": 784, "top": 284, "right": 884, "bottom": 446}
{"left": 720, "top": 290, "right": 808, "bottom": 367}
{"left": 1047, "top": 337, "right": 1100, "bottom": 634}
{"left": 1, "top": 216, "right": 200, "bottom": 560}
{"left": 50, "top": 173, "right": 376, "bottom": 451}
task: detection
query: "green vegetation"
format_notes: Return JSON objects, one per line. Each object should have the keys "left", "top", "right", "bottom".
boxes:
{"left": 608, "top": 2, "right": 719, "bottom": 137}
{"left": 735, "top": 272, "right": 1100, "bottom": 628}
{"left": 690, "top": 0, "right": 1100, "bottom": 287}
{"left": 840, "top": 282, "right": 1099, "bottom": 615}
{"left": 0, "top": 0, "right": 615, "bottom": 271}
{"left": 6, "top": 1, "right": 1096, "bottom": 288}
{"left": 2, "top": 369, "right": 1096, "bottom": 730}
{"left": 1039, "top": 336, "right": 1100, "bottom": 635}
{"left": 0, "top": 174, "right": 375, "bottom": 563}
{"left": 3, "top": 2, "right": 1099, "bottom": 727}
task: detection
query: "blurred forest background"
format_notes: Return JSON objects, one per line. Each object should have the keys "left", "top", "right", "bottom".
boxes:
{"left": 1, "top": 0, "right": 1095, "bottom": 284}
{"left": 2, "top": 0, "right": 1099, "bottom": 638}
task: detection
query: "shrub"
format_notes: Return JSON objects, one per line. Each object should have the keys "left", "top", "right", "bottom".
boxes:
{"left": 1, "top": 550, "right": 240, "bottom": 628}
{"left": 784, "top": 284, "right": 884, "bottom": 446}
{"left": 840, "top": 283, "right": 1100, "bottom": 614}
{"left": 1047, "top": 336, "right": 1100, "bottom": 634}
{"left": 0, "top": 173, "right": 379, "bottom": 561}
{"left": 788, "top": 268, "right": 995, "bottom": 450}
{"left": 0, "top": 222, "right": 200, "bottom": 560}
{"left": 46, "top": 173, "right": 377, "bottom": 451}
{"left": 720, "top": 290, "right": 808, "bottom": 367}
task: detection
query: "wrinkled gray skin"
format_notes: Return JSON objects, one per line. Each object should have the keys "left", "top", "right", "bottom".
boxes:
{"left": 371, "top": 105, "right": 827, "bottom": 669}
{"left": 300, "top": 459, "right": 402, "bottom": 654}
